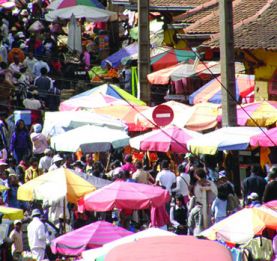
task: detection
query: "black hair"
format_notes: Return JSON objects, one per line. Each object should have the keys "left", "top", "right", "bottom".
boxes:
{"left": 135, "top": 160, "right": 143, "bottom": 169}
{"left": 161, "top": 160, "right": 169, "bottom": 169}
{"left": 194, "top": 168, "right": 206, "bottom": 180}
{"left": 40, "top": 67, "right": 47, "bottom": 75}
{"left": 178, "top": 164, "right": 185, "bottom": 173}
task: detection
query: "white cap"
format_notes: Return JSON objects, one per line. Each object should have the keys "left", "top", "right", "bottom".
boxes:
{"left": 52, "top": 154, "right": 63, "bottom": 163}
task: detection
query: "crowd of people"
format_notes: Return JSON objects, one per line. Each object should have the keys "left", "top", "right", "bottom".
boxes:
{"left": 0, "top": 1, "right": 275, "bottom": 261}
{"left": 0, "top": 121, "right": 276, "bottom": 260}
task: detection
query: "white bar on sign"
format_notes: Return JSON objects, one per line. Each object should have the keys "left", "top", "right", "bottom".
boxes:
{"left": 156, "top": 113, "right": 171, "bottom": 118}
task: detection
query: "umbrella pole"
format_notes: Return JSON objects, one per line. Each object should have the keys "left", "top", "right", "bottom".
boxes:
{"left": 105, "top": 152, "right": 111, "bottom": 173}
{"left": 63, "top": 197, "right": 66, "bottom": 234}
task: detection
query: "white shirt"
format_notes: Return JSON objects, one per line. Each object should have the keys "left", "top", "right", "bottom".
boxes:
{"left": 27, "top": 217, "right": 47, "bottom": 250}
{"left": 172, "top": 173, "right": 190, "bottom": 197}
{"left": 156, "top": 169, "right": 176, "bottom": 192}
{"left": 38, "top": 156, "right": 52, "bottom": 172}
{"left": 23, "top": 98, "right": 41, "bottom": 110}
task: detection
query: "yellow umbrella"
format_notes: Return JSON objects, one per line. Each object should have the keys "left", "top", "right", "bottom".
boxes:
{"left": 0, "top": 206, "right": 23, "bottom": 220}
{"left": 17, "top": 168, "right": 96, "bottom": 204}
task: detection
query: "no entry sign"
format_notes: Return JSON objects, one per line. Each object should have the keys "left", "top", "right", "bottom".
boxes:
{"left": 152, "top": 105, "right": 174, "bottom": 127}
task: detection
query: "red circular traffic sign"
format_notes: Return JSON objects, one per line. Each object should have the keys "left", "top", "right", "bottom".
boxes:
{"left": 152, "top": 105, "right": 174, "bottom": 127}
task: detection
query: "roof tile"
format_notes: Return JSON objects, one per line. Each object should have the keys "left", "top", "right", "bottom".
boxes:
{"left": 183, "top": 0, "right": 269, "bottom": 34}
{"left": 205, "top": 0, "right": 277, "bottom": 49}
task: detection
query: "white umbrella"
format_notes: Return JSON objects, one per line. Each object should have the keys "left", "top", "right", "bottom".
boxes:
{"left": 42, "top": 111, "right": 127, "bottom": 138}
{"left": 45, "top": 5, "right": 116, "bottom": 22}
{"left": 51, "top": 125, "right": 130, "bottom": 153}
{"left": 67, "top": 14, "right": 82, "bottom": 53}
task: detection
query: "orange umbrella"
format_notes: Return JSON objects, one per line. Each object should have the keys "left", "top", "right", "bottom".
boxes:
{"left": 201, "top": 206, "right": 277, "bottom": 244}
{"left": 105, "top": 236, "right": 232, "bottom": 261}
{"left": 92, "top": 105, "right": 150, "bottom": 131}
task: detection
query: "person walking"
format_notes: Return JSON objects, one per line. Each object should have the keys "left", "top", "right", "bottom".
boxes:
{"left": 155, "top": 160, "right": 176, "bottom": 193}
{"left": 10, "top": 120, "right": 32, "bottom": 164}
{"left": 242, "top": 165, "right": 267, "bottom": 205}
{"left": 172, "top": 164, "right": 191, "bottom": 204}
{"left": 27, "top": 209, "right": 47, "bottom": 261}
{"left": 9, "top": 220, "right": 23, "bottom": 261}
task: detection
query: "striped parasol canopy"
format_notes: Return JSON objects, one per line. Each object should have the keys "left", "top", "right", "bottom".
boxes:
{"left": 47, "top": 0, "right": 105, "bottom": 10}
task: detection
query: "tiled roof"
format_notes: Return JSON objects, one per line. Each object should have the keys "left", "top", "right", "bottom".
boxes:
{"left": 183, "top": 0, "right": 270, "bottom": 34}
{"left": 112, "top": 0, "right": 208, "bottom": 8}
{"left": 150, "top": 0, "right": 208, "bottom": 7}
{"left": 173, "top": 0, "right": 218, "bottom": 22}
{"left": 206, "top": 0, "right": 277, "bottom": 50}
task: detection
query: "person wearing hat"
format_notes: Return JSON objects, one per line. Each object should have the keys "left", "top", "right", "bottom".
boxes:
{"left": 9, "top": 219, "right": 23, "bottom": 260}
{"left": 30, "top": 123, "right": 48, "bottom": 157}
{"left": 48, "top": 154, "right": 63, "bottom": 172}
{"left": 27, "top": 209, "right": 47, "bottom": 261}
{"left": 38, "top": 148, "right": 52, "bottom": 173}
{"left": 247, "top": 192, "right": 261, "bottom": 207}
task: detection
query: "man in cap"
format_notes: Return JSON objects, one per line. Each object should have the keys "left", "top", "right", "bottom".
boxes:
{"left": 27, "top": 209, "right": 47, "bottom": 261}
{"left": 38, "top": 149, "right": 52, "bottom": 173}
{"left": 247, "top": 192, "right": 261, "bottom": 207}
{"left": 48, "top": 154, "right": 63, "bottom": 172}
{"left": 9, "top": 219, "right": 23, "bottom": 261}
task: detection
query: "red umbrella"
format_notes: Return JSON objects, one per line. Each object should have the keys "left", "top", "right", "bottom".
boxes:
{"left": 78, "top": 180, "right": 170, "bottom": 212}
{"left": 105, "top": 236, "right": 232, "bottom": 261}
{"left": 51, "top": 221, "right": 132, "bottom": 256}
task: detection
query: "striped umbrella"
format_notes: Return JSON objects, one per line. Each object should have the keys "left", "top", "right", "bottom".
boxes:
{"left": 47, "top": 0, "right": 105, "bottom": 10}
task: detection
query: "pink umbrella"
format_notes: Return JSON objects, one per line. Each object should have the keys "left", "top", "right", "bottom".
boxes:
{"left": 250, "top": 127, "right": 277, "bottom": 147}
{"left": 59, "top": 93, "right": 127, "bottom": 111}
{"left": 130, "top": 125, "right": 202, "bottom": 153}
{"left": 51, "top": 221, "right": 132, "bottom": 256}
{"left": 78, "top": 180, "right": 170, "bottom": 212}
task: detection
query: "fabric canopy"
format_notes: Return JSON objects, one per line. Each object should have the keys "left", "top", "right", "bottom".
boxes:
{"left": 0, "top": 206, "right": 23, "bottom": 220}
{"left": 51, "top": 221, "right": 132, "bottom": 256}
{"left": 187, "top": 127, "right": 264, "bottom": 155}
{"left": 92, "top": 105, "right": 149, "bottom": 131}
{"left": 250, "top": 127, "right": 277, "bottom": 147}
{"left": 78, "top": 180, "right": 170, "bottom": 212}
{"left": 76, "top": 172, "right": 112, "bottom": 189}
{"left": 71, "top": 84, "right": 145, "bottom": 106}
{"left": 45, "top": 5, "right": 116, "bottom": 22}
{"left": 189, "top": 74, "right": 255, "bottom": 104}
{"left": 101, "top": 43, "right": 138, "bottom": 68}
{"left": 130, "top": 125, "right": 202, "bottom": 153}
{"left": 42, "top": 111, "right": 127, "bottom": 138}
{"left": 82, "top": 228, "right": 175, "bottom": 261}
{"left": 147, "top": 61, "right": 220, "bottom": 85}
{"left": 237, "top": 101, "right": 277, "bottom": 127}
{"left": 151, "top": 49, "right": 196, "bottom": 72}
{"left": 51, "top": 125, "right": 130, "bottom": 153}
{"left": 17, "top": 168, "right": 95, "bottom": 204}
{"left": 105, "top": 236, "right": 232, "bottom": 261}
{"left": 135, "top": 101, "right": 220, "bottom": 132}
{"left": 59, "top": 93, "right": 128, "bottom": 111}
{"left": 201, "top": 206, "right": 277, "bottom": 244}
